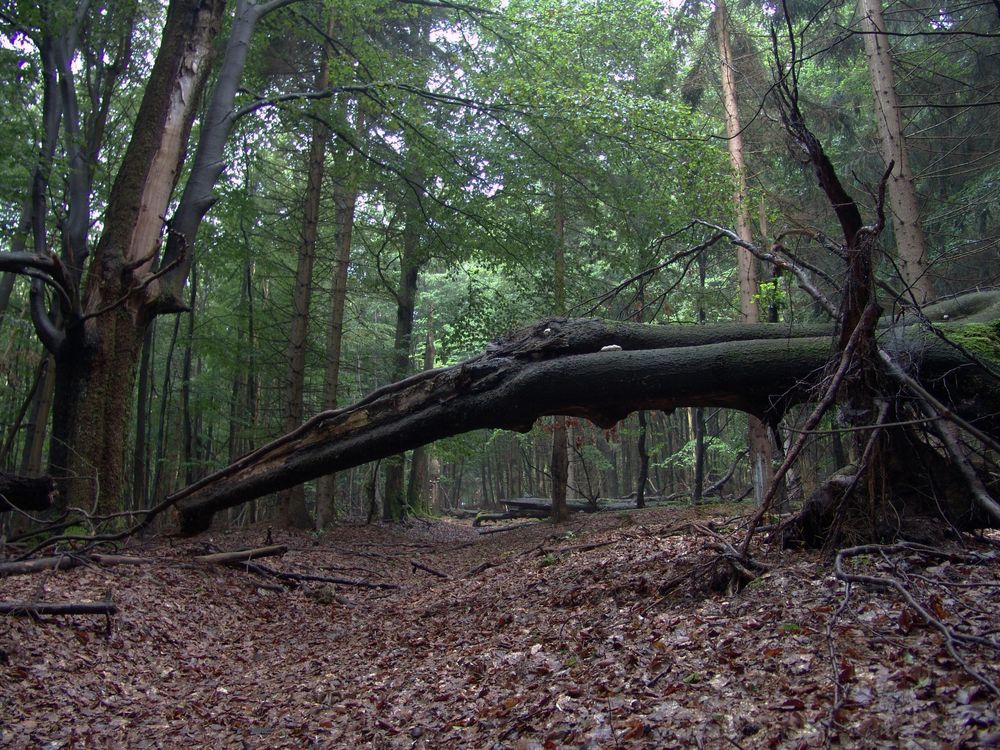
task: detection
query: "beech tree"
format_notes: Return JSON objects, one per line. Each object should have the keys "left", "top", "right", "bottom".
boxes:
{"left": 0, "top": 0, "right": 305, "bottom": 513}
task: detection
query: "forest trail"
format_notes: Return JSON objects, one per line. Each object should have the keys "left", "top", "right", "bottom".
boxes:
{"left": 2, "top": 505, "right": 998, "bottom": 748}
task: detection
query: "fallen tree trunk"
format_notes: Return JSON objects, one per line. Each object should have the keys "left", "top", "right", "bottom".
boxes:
{"left": 0, "top": 600, "right": 116, "bottom": 617}
{"left": 502, "top": 498, "right": 599, "bottom": 513}
{"left": 193, "top": 545, "right": 287, "bottom": 565}
{"left": 174, "top": 295, "right": 1000, "bottom": 534}
{"left": 473, "top": 509, "right": 549, "bottom": 526}
{"left": 0, "top": 473, "right": 55, "bottom": 512}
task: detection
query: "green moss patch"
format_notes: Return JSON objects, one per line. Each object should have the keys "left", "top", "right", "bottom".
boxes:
{"left": 942, "top": 321, "right": 1000, "bottom": 365}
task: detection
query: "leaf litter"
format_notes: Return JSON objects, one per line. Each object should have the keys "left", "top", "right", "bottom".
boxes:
{"left": 1, "top": 505, "right": 998, "bottom": 748}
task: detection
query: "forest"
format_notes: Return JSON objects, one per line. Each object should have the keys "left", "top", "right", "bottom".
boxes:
{"left": 1, "top": 0, "right": 999, "bottom": 746}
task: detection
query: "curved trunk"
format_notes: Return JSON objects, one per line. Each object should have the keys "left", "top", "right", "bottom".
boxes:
{"left": 174, "top": 299, "right": 1000, "bottom": 533}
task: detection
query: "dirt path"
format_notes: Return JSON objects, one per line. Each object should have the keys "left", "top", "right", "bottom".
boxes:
{"left": 2, "top": 506, "right": 998, "bottom": 748}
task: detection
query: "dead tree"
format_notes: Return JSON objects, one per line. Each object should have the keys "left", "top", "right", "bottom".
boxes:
{"left": 168, "top": 296, "right": 1000, "bottom": 541}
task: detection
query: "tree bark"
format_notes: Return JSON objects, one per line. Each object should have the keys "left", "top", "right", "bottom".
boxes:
{"left": 278, "top": 25, "right": 335, "bottom": 530}
{"left": 174, "top": 299, "right": 1000, "bottom": 533}
{"left": 48, "top": 0, "right": 228, "bottom": 514}
{"left": 550, "top": 176, "right": 569, "bottom": 523}
{"left": 315, "top": 113, "right": 362, "bottom": 529}
{"left": 859, "top": 0, "right": 935, "bottom": 305}
{"left": 382, "top": 177, "right": 424, "bottom": 521}
{"left": 715, "top": 0, "right": 775, "bottom": 506}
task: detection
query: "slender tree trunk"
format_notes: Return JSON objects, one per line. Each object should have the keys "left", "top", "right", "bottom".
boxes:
{"left": 859, "top": 0, "right": 935, "bottom": 304}
{"left": 406, "top": 304, "right": 435, "bottom": 513}
{"left": 131, "top": 325, "right": 154, "bottom": 510}
{"left": 0, "top": 274, "right": 15, "bottom": 334}
{"left": 382, "top": 184, "right": 423, "bottom": 521}
{"left": 635, "top": 410, "right": 649, "bottom": 508}
{"left": 315, "top": 111, "right": 362, "bottom": 529}
{"left": 716, "top": 0, "right": 775, "bottom": 507}
{"left": 19, "top": 355, "right": 56, "bottom": 478}
{"left": 151, "top": 315, "right": 182, "bottom": 505}
{"left": 551, "top": 178, "right": 569, "bottom": 523}
{"left": 277, "top": 5, "right": 339, "bottom": 530}
{"left": 181, "top": 265, "right": 198, "bottom": 487}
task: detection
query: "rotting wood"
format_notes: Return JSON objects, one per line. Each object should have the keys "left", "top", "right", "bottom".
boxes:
{"left": 89, "top": 553, "right": 154, "bottom": 565}
{"left": 0, "top": 600, "right": 116, "bottom": 617}
{"left": 0, "top": 472, "right": 55, "bottom": 512}
{"left": 241, "top": 560, "right": 400, "bottom": 590}
{"left": 464, "top": 561, "right": 495, "bottom": 577}
{"left": 193, "top": 544, "right": 288, "bottom": 565}
{"left": 473, "top": 509, "right": 548, "bottom": 526}
{"left": 0, "top": 554, "right": 81, "bottom": 577}
{"left": 170, "top": 294, "right": 1000, "bottom": 534}
{"left": 477, "top": 522, "right": 542, "bottom": 536}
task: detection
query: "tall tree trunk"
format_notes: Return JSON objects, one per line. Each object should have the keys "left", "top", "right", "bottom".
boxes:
{"left": 406, "top": 304, "right": 435, "bottom": 513}
{"left": 48, "top": 0, "right": 228, "bottom": 514}
{"left": 690, "top": 406, "right": 706, "bottom": 503}
{"left": 382, "top": 184, "right": 423, "bottom": 521}
{"left": 635, "top": 410, "right": 649, "bottom": 508}
{"left": 550, "top": 178, "right": 569, "bottom": 524}
{"left": 151, "top": 313, "right": 182, "bottom": 505}
{"left": 315, "top": 110, "right": 363, "bottom": 529}
{"left": 181, "top": 265, "right": 199, "bottom": 487}
{"left": 18, "top": 355, "right": 56, "bottom": 478}
{"left": 859, "top": 0, "right": 935, "bottom": 305}
{"left": 277, "top": 34, "right": 336, "bottom": 530}
{"left": 716, "top": 0, "right": 775, "bottom": 507}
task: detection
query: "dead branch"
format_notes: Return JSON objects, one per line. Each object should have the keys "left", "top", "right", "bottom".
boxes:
{"left": 0, "top": 554, "right": 82, "bottom": 577}
{"left": 410, "top": 559, "right": 450, "bottom": 579}
{"left": 242, "top": 560, "right": 400, "bottom": 590}
{"left": 835, "top": 543, "right": 1000, "bottom": 697}
{"left": 193, "top": 544, "right": 288, "bottom": 565}
{"left": 0, "top": 600, "right": 116, "bottom": 617}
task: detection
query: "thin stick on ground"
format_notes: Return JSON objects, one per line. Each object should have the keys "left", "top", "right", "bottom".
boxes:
{"left": 835, "top": 543, "right": 1000, "bottom": 698}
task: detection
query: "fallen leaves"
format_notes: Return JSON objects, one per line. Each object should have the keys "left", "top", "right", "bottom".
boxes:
{"left": 1, "top": 511, "right": 998, "bottom": 748}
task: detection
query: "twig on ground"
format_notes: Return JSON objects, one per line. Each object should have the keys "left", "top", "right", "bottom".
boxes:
{"left": 411, "top": 559, "right": 450, "bottom": 579}
{"left": 835, "top": 543, "right": 1000, "bottom": 697}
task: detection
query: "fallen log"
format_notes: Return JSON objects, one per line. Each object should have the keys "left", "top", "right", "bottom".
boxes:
{"left": 172, "top": 294, "right": 1000, "bottom": 533}
{"left": 473, "top": 509, "right": 549, "bottom": 526}
{"left": 410, "top": 560, "right": 450, "bottom": 579}
{"left": 0, "top": 600, "right": 116, "bottom": 617}
{"left": 0, "top": 472, "right": 55, "bottom": 512}
{"left": 0, "top": 554, "right": 81, "bottom": 577}
{"left": 193, "top": 544, "right": 287, "bottom": 565}
{"left": 241, "top": 560, "right": 400, "bottom": 589}
{"left": 502, "top": 498, "right": 598, "bottom": 513}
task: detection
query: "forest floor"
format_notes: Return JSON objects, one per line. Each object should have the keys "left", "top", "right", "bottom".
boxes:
{"left": 2, "top": 503, "right": 999, "bottom": 749}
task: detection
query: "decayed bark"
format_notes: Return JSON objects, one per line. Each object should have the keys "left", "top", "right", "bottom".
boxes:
{"left": 174, "top": 303, "right": 1000, "bottom": 533}
{"left": 0, "top": 601, "right": 116, "bottom": 617}
{"left": 193, "top": 544, "right": 288, "bottom": 565}
{"left": 0, "top": 473, "right": 55, "bottom": 512}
